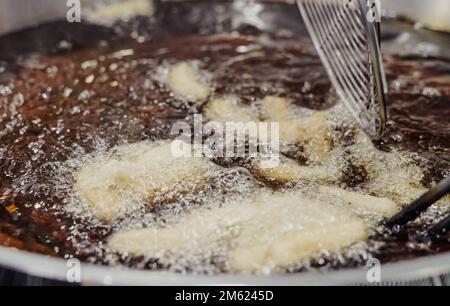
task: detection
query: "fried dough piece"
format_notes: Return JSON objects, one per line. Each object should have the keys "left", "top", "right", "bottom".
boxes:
{"left": 260, "top": 96, "right": 289, "bottom": 121}
{"left": 252, "top": 156, "right": 336, "bottom": 183}
{"left": 74, "top": 142, "right": 218, "bottom": 222}
{"left": 259, "top": 96, "right": 305, "bottom": 144}
{"left": 108, "top": 200, "right": 257, "bottom": 256}
{"left": 230, "top": 220, "right": 366, "bottom": 273}
{"left": 302, "top": 113, "right": 333, "bottom": 163}
{"left": 367, "top": 169, "right": 427, "bottom": 204}
{"left": 318, "top": 186, "right": 399, "bottom": 218}
{"left": 167, "top": 62, "right": 210, "bottom": 102}
{"left": 228, "top": 192, "right": 367, "bottom": 273}
{"left": 204, "top": 97, "right": 256, "bottom": 123}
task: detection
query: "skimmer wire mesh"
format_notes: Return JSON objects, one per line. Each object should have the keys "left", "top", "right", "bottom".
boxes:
{"left": 296, "top": 0, "right": 388, "bottom": 139}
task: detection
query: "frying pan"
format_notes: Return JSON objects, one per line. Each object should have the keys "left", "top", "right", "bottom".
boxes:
{"left": 0, "top": 0, "right": 449, "bottom": 285}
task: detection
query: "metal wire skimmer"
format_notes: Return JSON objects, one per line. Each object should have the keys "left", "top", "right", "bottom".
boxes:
{"left": 296, "top": 0, "right": 388, "bottom": 139}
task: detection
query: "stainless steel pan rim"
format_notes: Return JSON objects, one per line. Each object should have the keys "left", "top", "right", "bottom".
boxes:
{"left": 1, "top": 246, "right": 450, "bottom": 285}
